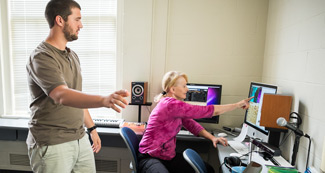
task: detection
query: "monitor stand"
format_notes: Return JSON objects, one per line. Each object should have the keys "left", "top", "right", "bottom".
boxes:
{"left": 267, "top": 128, "right": 281, "bottom": 148}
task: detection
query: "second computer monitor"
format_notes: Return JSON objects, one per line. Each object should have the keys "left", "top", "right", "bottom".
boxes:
{"left": 244, "top": 82, "right": 278, "bottom": 136}
{"left": 184, "top": 83, "right": 222, "bottom": 123}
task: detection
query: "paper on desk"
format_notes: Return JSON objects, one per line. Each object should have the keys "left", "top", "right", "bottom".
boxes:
{"left": 233, "top": 123, "right": 248, "bottom": 142}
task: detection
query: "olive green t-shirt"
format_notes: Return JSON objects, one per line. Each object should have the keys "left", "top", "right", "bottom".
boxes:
{"left": 26, "top": 41, "right": 85, "bottom": 147}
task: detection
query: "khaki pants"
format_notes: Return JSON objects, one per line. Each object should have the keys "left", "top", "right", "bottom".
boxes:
{"left": 28, "top": 134, "right": 96, "bottom": 173}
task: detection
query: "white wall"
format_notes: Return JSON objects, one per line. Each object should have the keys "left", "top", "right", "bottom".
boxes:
{"left": 263, "top": 0, "right": 325, "bottom": 172}
{"left": 121, "top": 0, "right": 269, "bottom": 131}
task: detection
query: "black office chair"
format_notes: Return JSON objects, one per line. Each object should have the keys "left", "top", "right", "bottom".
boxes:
{"left": 183, "top": 148, "right": 207, "bottom": 173}
{"left": 120, "top": 127, "right": 140, "bottom": 173}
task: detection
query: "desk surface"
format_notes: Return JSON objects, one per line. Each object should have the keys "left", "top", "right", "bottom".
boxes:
{"left": 215, "top": 132, "right": 244, "bottom": 173}
{"left": 215, "top": 131, "right": 293, "bottom": 173}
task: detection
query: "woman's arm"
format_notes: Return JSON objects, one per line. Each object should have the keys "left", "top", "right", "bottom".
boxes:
{"left": 212, "top": 97, "right": 252, "bottom": 116}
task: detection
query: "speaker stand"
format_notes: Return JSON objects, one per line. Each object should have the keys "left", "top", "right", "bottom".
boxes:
{"left": 129, "top": 102, "right": 152, "bottom": 122}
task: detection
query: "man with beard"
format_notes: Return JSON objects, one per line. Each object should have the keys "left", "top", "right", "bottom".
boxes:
{"left": 26, "top": 0, "right": 129, "bottom": 172}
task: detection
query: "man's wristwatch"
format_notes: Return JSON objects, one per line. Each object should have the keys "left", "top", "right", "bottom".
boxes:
{"left": 87, "top": 125, "right": 97, "bottom": 134}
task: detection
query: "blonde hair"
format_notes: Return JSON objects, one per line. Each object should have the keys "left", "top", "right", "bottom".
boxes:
{"left": 154, "top": 71, "right": 188, "bottom": 102}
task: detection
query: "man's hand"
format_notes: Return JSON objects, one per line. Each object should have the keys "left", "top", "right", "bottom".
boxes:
{"left": 90, "top": 130, "right": 101, "bottom": 153}
{"left": 103, "top": 89, "right": 130, "bottom": 113}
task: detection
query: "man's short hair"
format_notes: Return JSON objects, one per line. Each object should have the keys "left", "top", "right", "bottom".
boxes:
{"left": 45, "top": 0, "right": 81, "bottom": 28}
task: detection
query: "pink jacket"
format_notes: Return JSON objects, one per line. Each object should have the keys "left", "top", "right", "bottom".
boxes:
{"left": 139, "top": 97, "right": 214, "bottom": 160}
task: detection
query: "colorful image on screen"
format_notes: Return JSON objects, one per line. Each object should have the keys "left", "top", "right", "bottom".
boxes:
{"left": 250, "top": 86, "right": 262, "bottom": 103}
{"left": 244, "top": 82, "right": 277, "bottom": 134}
{"left": 207, "top": 87, "right": 220, "bottom": 105}
{"left": 185, "top": 83, "right": 222, "bottom": 124}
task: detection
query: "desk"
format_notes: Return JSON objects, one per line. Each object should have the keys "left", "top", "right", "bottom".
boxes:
{"left": 0, "top": 118, "right": 220, "bottom": 172}
{"left": 0, "top": 118, "right": 209, "bottom": 147}
{"left": 215, "top": 132, "right": 292, "bottom": 173}
{"left": 5, "top": 119, "right": 295, "bottom": 173}
{"left": 216, "top": 133, "right": 246, "bottom": 173}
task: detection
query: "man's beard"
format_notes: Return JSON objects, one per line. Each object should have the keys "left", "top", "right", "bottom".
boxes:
{"left": 63, "top": 23, "right": 78, "bottom": 41}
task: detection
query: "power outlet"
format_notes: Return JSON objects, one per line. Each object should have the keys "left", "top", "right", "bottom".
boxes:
{"left": 321, "top": 137, "right": 325, "bottom": 171}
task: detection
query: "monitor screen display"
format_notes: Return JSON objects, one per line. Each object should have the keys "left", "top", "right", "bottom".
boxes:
{"left": 184, "top": 83, "right": 222, "bottom": 123}
{"left": 244, "top": 82, "right": 277, "bottom": 135}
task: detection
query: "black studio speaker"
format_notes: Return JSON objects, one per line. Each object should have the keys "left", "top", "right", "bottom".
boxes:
{"left": 131, "top": 82, "right": 148, "bottom": 104}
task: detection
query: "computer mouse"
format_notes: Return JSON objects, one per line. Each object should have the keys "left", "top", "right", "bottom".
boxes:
{"left": 218, "top": 132, "right": 227, "bottom": 137}
{"left": 230, "top": 153, "right": 248, "bottom": 160}
{"left": 230, "top": 153, "right": 242, "bottom": 157}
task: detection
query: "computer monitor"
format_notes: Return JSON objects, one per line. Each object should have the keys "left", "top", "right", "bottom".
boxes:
{"left": 184, "top": 83, "right": 222, "bottom": 123}
{"left": 244, "top": 82, "right": 277, "bottom": 141}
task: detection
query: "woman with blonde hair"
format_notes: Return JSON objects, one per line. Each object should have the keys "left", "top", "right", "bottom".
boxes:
{"left": 138, "top": 71, "right": 251, "bottom": 173}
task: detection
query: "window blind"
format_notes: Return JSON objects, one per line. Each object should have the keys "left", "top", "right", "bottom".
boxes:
{"left": 8, "top": 0, "right": 118, "bottom": 118}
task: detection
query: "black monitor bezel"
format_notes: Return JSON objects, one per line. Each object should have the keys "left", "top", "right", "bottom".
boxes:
{"left": 185, "top": 83, "right": 222, "bottom": 124}
{"left": 244, "top": 82, "right": 278, "bottom": 135}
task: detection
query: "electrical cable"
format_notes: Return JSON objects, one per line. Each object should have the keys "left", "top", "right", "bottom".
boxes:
{"left": 279, "top": 130, "right": 293, "bottom": 147}
{"left": 219, "top": 147, "right": 284, "bottom": 172}
{"left": 145, "top": 106, "right": 151, "bottom": 114}
{"left": 278, "top": 112, "right": 301, "bottom": 147}
{"left": 305, "top": 134, "right": 311, "bottom": 171}
{"left": 289, "top": 112, "right": 302, "bottom": 127}
{"left": 218, "top": 162, "right": 225, "bottom": 172}
{"left": 290, "top": 112, "right": 312, "bottom": 170}
{"left": 219, "top": 150, "right": 253, "bottom": 172}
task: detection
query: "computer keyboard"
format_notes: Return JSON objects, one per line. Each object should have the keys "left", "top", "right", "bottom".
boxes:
{"left": 228, "top": 140, "right": 249, "bottom": 155}
{"left": 93, "top": 118, "right": 124, "bottom": 128}
{"left": 178, "top": 130, "right": 192, "bottom": 136}
{"left": 272, "top": 156, "right": 293, "bottom": 167}
{"left": 270, "top": 157, "right": 279, "bottom": 166}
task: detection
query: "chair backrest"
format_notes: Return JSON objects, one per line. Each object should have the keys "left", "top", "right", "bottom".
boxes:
{"left": 183, "top": 148, "right": 207, "bottom": 173}
{"left": 120, "top": 127, "right": 140, "bottom": 173}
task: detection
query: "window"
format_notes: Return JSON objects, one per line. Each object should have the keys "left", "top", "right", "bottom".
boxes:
{"left": 1, "top": 0, "right": 119, "bottom": 119}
